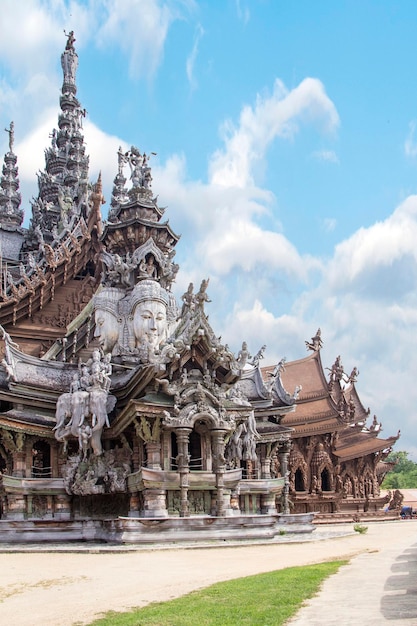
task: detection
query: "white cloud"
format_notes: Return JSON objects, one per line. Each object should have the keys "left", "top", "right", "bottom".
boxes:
{"left": 96, "top": 0, "right": 191, "bottom": 80}
{"left": 324, "top": 195, "right": 417, "bottom": 292}
{"left": 186, "top": 24, "right": 204, "bottom": 89}
{"left": 209, "top": 77, "right": 340, "bottom": 188}
{"left": 220, "top": 299, "right": 307, "bottom": 364}
{"left": 150, "top": 77, "right": 337, "bottom": 287}
{"left": 200, "top": 219, "right": 308, "bottom": 278}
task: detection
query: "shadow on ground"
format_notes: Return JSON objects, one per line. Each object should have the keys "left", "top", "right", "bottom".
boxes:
{"left": 381, "top": 543, "right": 417, "bottom": 620}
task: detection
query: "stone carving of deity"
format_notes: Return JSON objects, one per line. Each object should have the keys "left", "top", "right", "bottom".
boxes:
{"left": 61, "top": 40, "right": 78, "bottom": 85}
{"left": 93, "top": 288, "right": 124, "bottom": 355}
{"left": 131, "top": 280, "right": 169, "bottom": 351}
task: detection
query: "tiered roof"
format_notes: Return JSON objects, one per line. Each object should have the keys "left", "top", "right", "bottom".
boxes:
{"left": 262, "top": 331, "right": 399, "bottom": 460}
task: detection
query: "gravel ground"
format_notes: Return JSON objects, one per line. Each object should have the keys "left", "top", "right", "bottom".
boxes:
{"left": 0, "top": 520, "right": 414, "bottom": 626}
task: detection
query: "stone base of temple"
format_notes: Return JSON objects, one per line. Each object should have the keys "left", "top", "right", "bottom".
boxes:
{"left": 275, "top": 512, "right": 316, "bottom": 533}
{"left": 0, "top": 513, "right": 316, "bottom": 544}
{"left": 0, "top": 519, "right": 99, "bottom": 543}
{"left": 313, "top": 510, "right": 400, "bottom": 524}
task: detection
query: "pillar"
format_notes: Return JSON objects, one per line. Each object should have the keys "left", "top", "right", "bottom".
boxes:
{"left": 176, "top": 428, "right": 191, "bottom": 517}
{"left": 261, "top": 454, "right": 272, "bottom": 479}
{"left": 278, "top": 440, "right": 291, "bottom": 515}
{"left": 212, "top": 430, "right": 228, "bottom": 517}
{"left": 12, "top": 451, "right": 26, "bottom": 477}
{"left": 145, "top": 441, "right": 162, "bottom": 470}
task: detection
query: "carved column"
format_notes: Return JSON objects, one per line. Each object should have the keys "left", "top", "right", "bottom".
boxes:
{"left": 261, "top": 443, "right": 273, "bottom": 479}
{"left": 12, "top": 451, "right": 26, "bottom": 477}
{"left": 176, "top": 428, "right": 191, "bottom": 517}
{"left": 212, "top": 430, "right": 228, "bottom": 517}
{"left": 278, "top": 440, "right": 291, "bottom": 515}
{"left": 145, "top": 441, "right": 162, "bottom": 470}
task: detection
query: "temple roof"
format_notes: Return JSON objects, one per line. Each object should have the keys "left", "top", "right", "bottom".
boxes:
{"left": 262, "top": 351, "right": 341, "bottom": 435}
{"left": 261, "top": 344, "right": 398, "bottom": 457}
{"left": 333, "top": 431, "right": 399, "bottom": 462}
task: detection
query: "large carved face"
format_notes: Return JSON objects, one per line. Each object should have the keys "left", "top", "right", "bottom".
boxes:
{"left": 94, "top": 308, "right": 119, "bottom": 354}
{"left": 133, "top": 300, "right": 167, "bottom": 349}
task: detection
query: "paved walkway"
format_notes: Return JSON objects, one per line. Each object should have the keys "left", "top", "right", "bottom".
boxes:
{"left": 0, "top": 520, "right": 415, "bottom": 625}
{"left": 288, "top": 521, "right": 417, "bottom": 625}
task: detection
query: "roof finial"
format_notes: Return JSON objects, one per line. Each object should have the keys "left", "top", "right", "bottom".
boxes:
{"left": 305, "top": 328, "right": 323, "bottom": 351}
{"left": 4, "top": 121, "right": 14, "bottom": 153}
{"left": 64, "top": 29, "right": 76, "bottom": 51}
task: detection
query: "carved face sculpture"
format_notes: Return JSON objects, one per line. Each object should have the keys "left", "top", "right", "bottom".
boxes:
{"left": 133, "top": 300, "right": 167, "bottom": 349}
{"left": 94, "top": 308, "right": 119, "bottom": 354}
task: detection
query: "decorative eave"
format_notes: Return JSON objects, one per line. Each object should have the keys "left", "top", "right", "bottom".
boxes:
{"left": 333, "top": 433, "right": 400, "bottom": 462}
{"left": 289, "top": 417, "right": 343, "bottom": 438}
{"left": 101, "top": 216, "right": 180, "bottom": 253}
{"left": 239, "top": 367, "right": 272, "bottom": 403}
{"left": 108, "top": 195, "right": 166, "bottom": 222}
{"left": 0, "top": 337, "right": 159, "bottom": 404}
{"left": 0, "top": 411, "right": 56, "bottom": 436}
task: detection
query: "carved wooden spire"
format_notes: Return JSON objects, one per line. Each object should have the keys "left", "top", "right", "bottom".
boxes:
{"left": 0, "top": 122, "right": 23, "bottom": 228}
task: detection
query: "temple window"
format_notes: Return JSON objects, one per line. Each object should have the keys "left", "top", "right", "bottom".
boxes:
{"left": 321, "top": 467, "right": 331, "bottom": 491}
{"left": 295, "top": 468, "right": 305, "bottom": 491}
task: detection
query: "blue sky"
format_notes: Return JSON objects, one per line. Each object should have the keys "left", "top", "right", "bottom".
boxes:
{"left": 1, "top": 0, "right": 417, "bottom": 458}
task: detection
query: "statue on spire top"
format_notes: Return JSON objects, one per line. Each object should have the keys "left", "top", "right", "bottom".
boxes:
{"left": 4, "top": 121, "right": 14, "bottom": 153}
{"left": 64, "top": 30, "right": 76, "bottom": 51}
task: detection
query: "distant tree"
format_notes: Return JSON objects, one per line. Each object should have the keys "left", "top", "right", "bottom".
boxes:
{"left": 382, "top": 451, "right": 417, "bottom": 489}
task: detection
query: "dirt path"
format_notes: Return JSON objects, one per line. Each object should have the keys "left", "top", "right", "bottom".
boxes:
{"left": 0, "top": 521, "right": 414, "bottom": 625}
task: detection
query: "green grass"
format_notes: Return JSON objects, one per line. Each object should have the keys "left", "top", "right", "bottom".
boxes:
{"left": 89, "top": 560, "right": 347, "bottom": 626}
{"left": 353, "top": 524, "right": 368, "bottom": 534}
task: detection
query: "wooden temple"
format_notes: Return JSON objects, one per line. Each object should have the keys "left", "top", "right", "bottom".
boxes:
{"left": 0, "top": 34, "right": 398, "bottom": 543}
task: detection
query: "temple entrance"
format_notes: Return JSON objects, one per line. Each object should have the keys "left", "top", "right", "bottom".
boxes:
{"left": 321, "top": 468, "right": 331, "bottom": 491}
{"left": 189, "top": 430, "right": 202, "bottom": 470}
{"left": 295, "top": 468, "right": 305, "bottom": 491}
{"left": 32, "top": 440, "right": 51, "bottom": 478}
{"left": 72, "top": 494, "right": 129, "bottom": 518}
